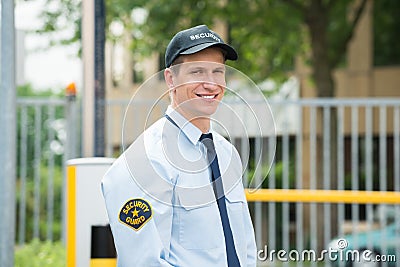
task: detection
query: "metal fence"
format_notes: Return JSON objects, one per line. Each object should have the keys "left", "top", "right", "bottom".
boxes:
{"left": 16, "top": 97, "right": 77, "bottom": 244}
{"left": 244, "top": 98, "right": 400, "bottom": 267}
{"left": 16, "top": 97, "right": 400, "bottom": 266}
{"left": 105, "top": 97, "right": 400, "bottom": 266}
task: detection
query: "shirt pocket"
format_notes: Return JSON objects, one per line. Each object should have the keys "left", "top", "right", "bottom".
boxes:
{"left": 177, "top": 191, "right": 224, "bottom": 250}
{"left": 225, "top": 185, "right": 247, "bottom": 252}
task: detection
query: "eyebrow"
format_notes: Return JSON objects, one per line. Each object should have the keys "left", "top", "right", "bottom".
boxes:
{"left": 185, "top": 65, "right": 225, "bottom": 72}
{"left": 214, "top": 66, "right": 226, "bottom": 72}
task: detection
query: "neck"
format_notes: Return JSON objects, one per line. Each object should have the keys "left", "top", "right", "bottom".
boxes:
{"left": 191, "top": 117, "right": 211, "bottom": 133}
{"left": 173, "top": 106, "right": 211, "bottom": 133}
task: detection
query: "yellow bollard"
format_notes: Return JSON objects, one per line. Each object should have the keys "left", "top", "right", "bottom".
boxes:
{"left": 90, "top": 225, "right": 117, "bottom": 267}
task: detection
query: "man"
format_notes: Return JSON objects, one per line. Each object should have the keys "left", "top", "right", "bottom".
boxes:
{"left": 102, "top": 24, "right": 257, "bottom": 267}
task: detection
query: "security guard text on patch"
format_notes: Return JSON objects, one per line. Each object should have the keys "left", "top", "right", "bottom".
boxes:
{"left": 119, "top": 199, "right": 153, "bottom": 231}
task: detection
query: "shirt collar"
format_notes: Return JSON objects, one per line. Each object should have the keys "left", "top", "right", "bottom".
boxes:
{"left": 165, "top": 106, "right": 203, "bottom": 146}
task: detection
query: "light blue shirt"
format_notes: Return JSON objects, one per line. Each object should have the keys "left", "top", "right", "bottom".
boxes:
{"left": 102, "top": 106, "right": 257, "bottom": 266}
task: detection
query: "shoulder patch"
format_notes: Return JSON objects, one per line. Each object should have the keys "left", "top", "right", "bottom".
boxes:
{"left": 119, "top": 198, "right": 153, "bottom": 231}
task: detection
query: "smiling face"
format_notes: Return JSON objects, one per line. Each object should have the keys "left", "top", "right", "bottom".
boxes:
{"left": 164, "top": 47, "right": 226, "bottom": 124}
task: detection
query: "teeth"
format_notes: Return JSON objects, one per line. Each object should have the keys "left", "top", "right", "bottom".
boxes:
{"left": 201, "top": 95, "right": 215, "bottom": 99}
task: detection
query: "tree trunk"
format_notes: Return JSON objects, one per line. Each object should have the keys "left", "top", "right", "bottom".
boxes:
{"left": 304, "top": 1, "right": 339, "bottom": 251}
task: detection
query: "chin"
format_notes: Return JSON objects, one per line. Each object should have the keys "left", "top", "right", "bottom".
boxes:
{"left": 178, "top": 100, "right": 220, "bottom": 119}
{"left": 194, "top": 106, "right": 218, "bottom": 117}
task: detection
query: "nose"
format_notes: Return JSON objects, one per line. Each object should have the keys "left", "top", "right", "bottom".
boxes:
{"left": 202, "top": 80, "right": 221, "bottom": 91}
{"left": 202, "top": 73, "right": 225, "bottom": 90}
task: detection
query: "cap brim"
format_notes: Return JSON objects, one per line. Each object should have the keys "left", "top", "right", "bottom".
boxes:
{"left": 180, "top": 42, "right": 238, "bottom": 61}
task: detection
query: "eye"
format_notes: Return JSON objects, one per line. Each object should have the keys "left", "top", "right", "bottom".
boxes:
{"left": 213, "top": 68, "right": 225, "bottom": 74}
{"left": 190, "top": 69, "right": 204, "bottom": 75}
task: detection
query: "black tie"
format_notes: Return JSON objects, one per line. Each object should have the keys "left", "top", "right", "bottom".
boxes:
{"left": 200, "top": 133, "right": 241, "bottom": 267}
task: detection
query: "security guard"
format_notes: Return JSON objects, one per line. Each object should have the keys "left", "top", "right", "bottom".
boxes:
{"left": 102, "top": 25, "right": 257, "bottom": 267}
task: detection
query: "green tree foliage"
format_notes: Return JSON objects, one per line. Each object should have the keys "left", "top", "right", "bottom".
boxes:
{"left": 373, "top": 0, "right": 400, "bottom": 66}
{"left": 17, "top": 84, "right": 63, "bottom": 97}
{"left": 16, "top": 164, "right": 64, "bottom": 241}
{"left": 35, "top": 0, "right": 81, "bottom": 48}
{"left": 15, "top": 239, "right": 65, "bottom": 267}
{"left": 17, "top": 84, "right": 65, "bottom": 173}
{"left": 36, "top": 0, "right": 372, "bottom": 96}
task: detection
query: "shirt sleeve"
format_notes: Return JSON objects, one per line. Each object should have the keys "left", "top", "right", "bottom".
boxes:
{"left": 101, "top": 153, "right": 176, "bottom": 267}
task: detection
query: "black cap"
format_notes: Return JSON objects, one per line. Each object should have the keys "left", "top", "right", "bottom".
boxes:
{"left": 165, "top": 25, "right": 238, "bottom": 68}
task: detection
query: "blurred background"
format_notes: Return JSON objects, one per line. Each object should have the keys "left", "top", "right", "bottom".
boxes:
{"left": 1, "top": 0, "right": 399, "bottom": 266}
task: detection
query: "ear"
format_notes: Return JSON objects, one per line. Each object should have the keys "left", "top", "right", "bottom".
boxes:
{"left": 164, "top": 68, "right": 175, "bottom": 89}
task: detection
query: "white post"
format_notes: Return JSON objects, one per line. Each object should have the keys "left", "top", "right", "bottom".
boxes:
{"left": 0, "top": 0, "right": 16, "bottom": 265}
{"left": 82, "top": 0, "right": 95, "bottom": 157}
